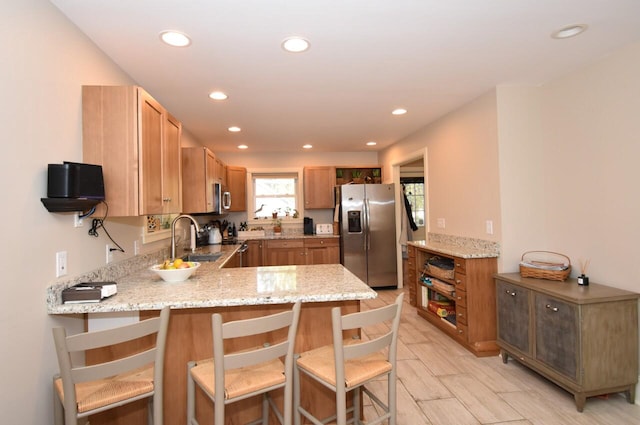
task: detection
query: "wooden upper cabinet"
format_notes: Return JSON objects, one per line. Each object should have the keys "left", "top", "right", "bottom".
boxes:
{"left": 82, "top": 86, "right": 182, "bottom": 216}
{"left": 181, "top": 147, "right": 216, "bottom": 214}
{"left": 226, "top": 166, "right": 247, "bottom": 212}
{"left": 303, "top": 166, "right": 336, "bottom": 209}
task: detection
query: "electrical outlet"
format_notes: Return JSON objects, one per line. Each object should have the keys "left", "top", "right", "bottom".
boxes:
{"left": 74, "top": 212, "right": 84, "bottom": 227}
{"left": 485, "top": 220, "right": 494, "bottom": 235}
{"left": 106, "top": 244, "right": 113, "bottom": 264}
{"left": 134, "top": 239, "right": 140, "bottom": 255}
{"left": 56, "top": 251, "right": 67, "bottom": 277}
{"left": 437, "top": 218, "right": 446, "bottom": 228}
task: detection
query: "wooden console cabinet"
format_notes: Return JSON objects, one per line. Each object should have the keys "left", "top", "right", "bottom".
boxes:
{"left": 411, "top": 244, "right": 498, "bottom": 356}
{"left": 495, "top": 273, "right": 639, "bottom": 411}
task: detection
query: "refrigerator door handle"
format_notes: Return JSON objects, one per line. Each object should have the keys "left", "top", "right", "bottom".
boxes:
{"left": 364, "top": 198, "right": 371, "bottom": 250}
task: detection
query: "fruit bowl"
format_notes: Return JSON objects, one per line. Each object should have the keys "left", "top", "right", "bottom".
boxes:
{"left": 150, "top": 261, "right": 201, "bottom": 283}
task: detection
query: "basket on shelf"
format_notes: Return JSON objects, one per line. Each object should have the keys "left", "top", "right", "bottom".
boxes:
{"left": 519, "top": 251, "right": 571, "bottom": 281}
{"left": 425, "top": 256, "right": 455, "bottom": 280}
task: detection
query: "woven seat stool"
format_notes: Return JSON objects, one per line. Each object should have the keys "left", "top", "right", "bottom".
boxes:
{"left": 52, "top": 306, "right": 170, "bottom": 425}
{"left": 187, "top": 301, "right": 301, "bottom": 425}
{"left": 294, "top": 293, "right": 403, "bottom": 425}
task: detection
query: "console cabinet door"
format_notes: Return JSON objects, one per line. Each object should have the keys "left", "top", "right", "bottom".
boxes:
{"left": 496, "top": 280, "right": 531, "bottom": 355}
{"left": 534, "top": 294, "right": 579, "bottom": 381}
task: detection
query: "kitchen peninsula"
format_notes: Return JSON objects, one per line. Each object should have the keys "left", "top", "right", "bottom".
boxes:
{"left": 47, "top": 244, "right": 376, "bottom": 425}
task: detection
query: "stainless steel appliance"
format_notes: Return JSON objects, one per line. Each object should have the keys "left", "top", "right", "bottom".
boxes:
{"left": 338, "top": 184, "right": 397, "bottom": 288}
{"left": 213, "top": 182, "right": 231, "bottom": 214}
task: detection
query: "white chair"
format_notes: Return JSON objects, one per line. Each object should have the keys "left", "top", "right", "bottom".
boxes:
{"left": 294, "top": 293, "right": 403, "bottom": 425}
{"left": 187, "top": 301, "right": 302, "bottom": 425}
{"left": 52, "top": 306, "right": 171, "bottom": 425}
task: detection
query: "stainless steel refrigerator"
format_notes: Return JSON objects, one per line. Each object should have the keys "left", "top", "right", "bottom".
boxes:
{"left": 339, "top": 184, "right": 397, "bottom": 288}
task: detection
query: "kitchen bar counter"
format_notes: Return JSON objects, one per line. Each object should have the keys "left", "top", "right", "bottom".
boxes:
{"left": 46, "top": 245, "right": 375, "bottom": 425}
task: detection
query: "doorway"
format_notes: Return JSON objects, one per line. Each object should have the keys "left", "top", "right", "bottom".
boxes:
{"left": 392, "top": 150, "right": 427, "bottom": 289}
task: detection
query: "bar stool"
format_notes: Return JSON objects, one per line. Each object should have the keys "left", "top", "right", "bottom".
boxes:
{"left": 294, "top": 293, "right": 403, "bottom": 425}
{"left": 187, "top": 301, "right": 302, "bottom": 425}
{"left": 52, "top": 306, "right": 171, "bottom": 425}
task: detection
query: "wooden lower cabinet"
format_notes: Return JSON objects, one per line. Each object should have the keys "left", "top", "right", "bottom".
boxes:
{"left": 263, "top": 239, "right": 307, "bottom": 266}
{"left": 304, "top": 238, "right": 339, "bottom": 264}
{"left": 263, "top": 238, "right": 340, "bottom": 266}
{"left": 411, "top": 245, "right": 498, "bottom": 356}
{"left": 245, "top": 239, "right": 263, "bottom": 267}
{"left": 495, "top": 273, "right": 639, "bottom": 412}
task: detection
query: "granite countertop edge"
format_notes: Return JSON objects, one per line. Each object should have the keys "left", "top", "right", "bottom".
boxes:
{"left": 408, "top": 240, "right": 499, "bottom": 259}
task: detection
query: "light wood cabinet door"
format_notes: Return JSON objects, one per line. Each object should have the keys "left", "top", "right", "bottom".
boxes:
{"left": 263, "top": 239, "right": 306, "bottom": 266}
{"left": 304, "top": 166, "right": 335, "bottom": 209}
{"left": 245, "top": 240, "right": 263, "bottom": 267}
{"left": 139, "top": 91, "right": 164, "bottom": 215}
{"left": 304, "top": 238, "right": 339, "bottom": 264}
{"left": 162, "top": 113, "right": 182, "bottom": 214}
{"left": 82, "top": 86, "right": 182, "bottom": 216}
{"left": 226, "top": 166, "right": 247, "bottom": 212}
{"left": 182, "top": 147, "right": 216, "bottom": 214}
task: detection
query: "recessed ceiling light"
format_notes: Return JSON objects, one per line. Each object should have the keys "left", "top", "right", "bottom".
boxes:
{"left": 302, "top": 144, "right": 313, "bottom": 149}
{"left": 237, "top": 145, "right": 248, "bottom": 150}
{"left": 209, "top": 91, "right": 228, "bottom": 101}
{"left": 228, "top": 126, "right": 241, "bottom": 132}
{"left": 392, "top": 108, "right": 407, "bottom": 115}
{"left": 366, "top": 141, "right": 377, "bottom": 146}
{"left": 282, "top": 36, "right": 310, "bottom": 53}
{"left": 159, "top": 30, "right": 191, "bottom": 47}
{"left": 551, "top": 24, "right": 588, "bottom": 39}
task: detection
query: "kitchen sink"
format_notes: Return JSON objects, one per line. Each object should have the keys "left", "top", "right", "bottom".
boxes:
{"left": 182, "top": 252, "right": 223, "bottom": 262}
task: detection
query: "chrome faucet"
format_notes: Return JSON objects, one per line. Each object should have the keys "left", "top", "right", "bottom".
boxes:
{"left": 171, "top": 214, "right": 201, "bottom": 260}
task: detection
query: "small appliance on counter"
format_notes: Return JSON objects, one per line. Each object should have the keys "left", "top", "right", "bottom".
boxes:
{"left": 315, "top": 223, "right": 334, "bottom": 235}
{"left": 208, "top": 226, "right": 222, "bottom": 244}
{"left": 304, "top": 217, "right": 314, "bottom": 235}
{"left": 62, "top": 282, "right": 117, "bottom": 304}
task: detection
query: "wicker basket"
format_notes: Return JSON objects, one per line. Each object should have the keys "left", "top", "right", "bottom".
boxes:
{"left": 425, "top": 256, "right": 455, "bottom": 280}
{"left": 519, "top": 251, "right": 571, "bottom": 281}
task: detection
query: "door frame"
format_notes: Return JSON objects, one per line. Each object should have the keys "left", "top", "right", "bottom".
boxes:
{"left": 391, "top": 147, "right": 429, "bottom": 288}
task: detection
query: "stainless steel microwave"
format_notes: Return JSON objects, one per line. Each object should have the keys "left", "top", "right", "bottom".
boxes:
{"left": 213, "top": 182, "right": 231, "bottom": 214}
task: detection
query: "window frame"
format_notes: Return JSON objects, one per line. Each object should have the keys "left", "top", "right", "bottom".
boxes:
{"left": 401, "top": 177, "right": 425, "bottom": 228}
{"left": 246, "top": 168, "right": 304, "bottom": 226}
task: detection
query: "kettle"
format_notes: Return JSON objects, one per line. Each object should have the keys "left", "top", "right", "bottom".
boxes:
{"left": 208, "top": 226, "right": 222, "bottom": 245}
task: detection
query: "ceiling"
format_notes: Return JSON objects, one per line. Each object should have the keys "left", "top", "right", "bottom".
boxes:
{"left": 51, "top": 0, "right": 640, "bottom": 153}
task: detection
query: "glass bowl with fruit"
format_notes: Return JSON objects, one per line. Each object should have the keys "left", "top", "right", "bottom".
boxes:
{"left": 150, "top": 259, "right": 201, "bottom": 283}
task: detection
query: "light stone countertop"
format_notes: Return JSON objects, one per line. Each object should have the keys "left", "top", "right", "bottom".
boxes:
{"left": 408, "top": 239, "right": 499, "bottom": 259}
{"left": 47, "top": 242, "right": 376, "bottom": 314}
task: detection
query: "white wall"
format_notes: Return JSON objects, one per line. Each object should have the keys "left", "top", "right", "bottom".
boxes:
{"left": 498, "top": 41, "right": 640, "bottom": 292}
{"left": 379, "top": 91, "right": 503, "bottom": 244}
{"left": 0, "top": 2, "right": 159, "bottom": 423}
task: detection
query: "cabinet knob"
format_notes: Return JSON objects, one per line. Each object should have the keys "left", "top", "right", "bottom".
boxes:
{"left": 505, "top": 290, "right": 516, "bottom": 297}
{"left": 545, "top": 304, "right": 559, "bottom": 312}
{"left": 320, "top": 240, "right": 324, "bottom": 244}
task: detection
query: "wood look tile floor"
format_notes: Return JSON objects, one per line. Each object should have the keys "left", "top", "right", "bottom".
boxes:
{"left": 358, "top": 287, "right": 640, "bottom": 425}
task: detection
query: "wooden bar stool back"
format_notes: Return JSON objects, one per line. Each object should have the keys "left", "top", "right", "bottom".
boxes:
{"left": 52, "top": 306, "right": 171, "bottom": 425}
{"left": 294, "top": 293, "right": 403, "bottom": 425}
{"left": 187, "top": 301, "right": 302, "bottom": 425}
